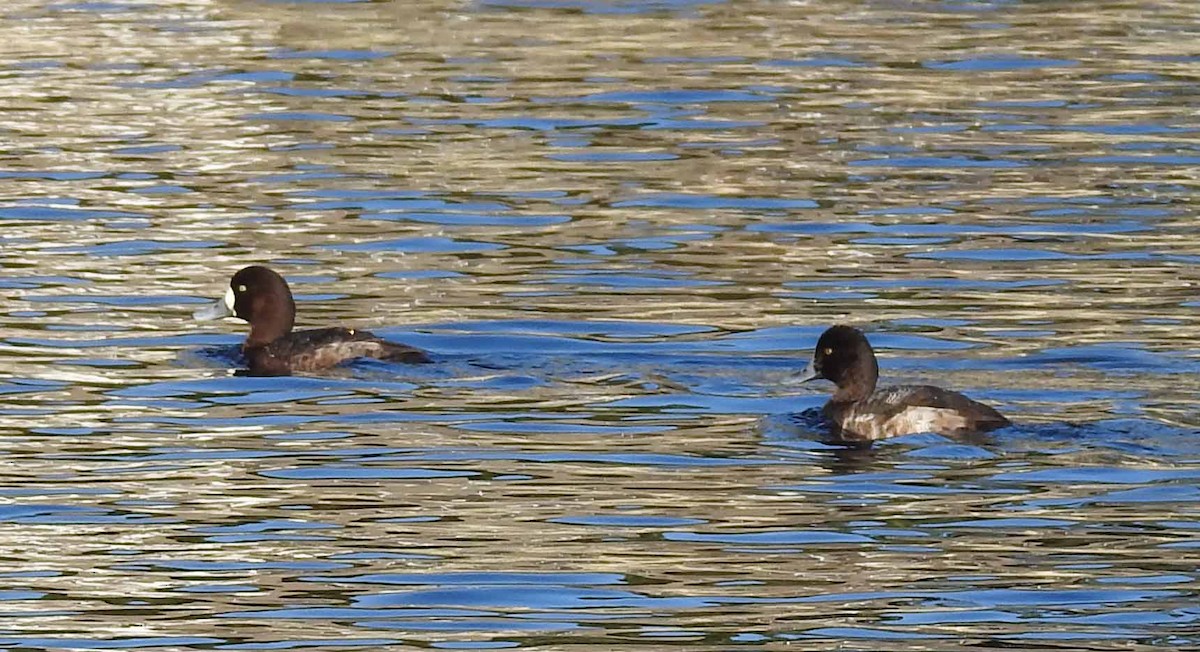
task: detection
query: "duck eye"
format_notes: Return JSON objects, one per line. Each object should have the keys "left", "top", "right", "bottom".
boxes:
{"left": 237, "top": 284, "right": 247, "bottom": 292}
{"left": 823, "top": 347, "right": 834, "bottom": 355}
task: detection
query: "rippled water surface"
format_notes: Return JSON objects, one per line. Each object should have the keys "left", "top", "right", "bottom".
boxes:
{"left": 1, "top": 0, "right": 1199, "bottom": 649}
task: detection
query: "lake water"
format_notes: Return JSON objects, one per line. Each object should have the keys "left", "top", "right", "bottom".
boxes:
{"left": 1, "top": 0, "right": 1198, "bottom": 649}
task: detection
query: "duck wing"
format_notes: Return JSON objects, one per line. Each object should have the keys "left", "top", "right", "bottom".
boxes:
{"left": 248, "top": 328, "right": 429, "bottom": 375}
{"left": 873, "top": 384, "right": 1009, "bottom": 431}
{"left": 828, "top": 385, "right": 1009, "bottom": 441}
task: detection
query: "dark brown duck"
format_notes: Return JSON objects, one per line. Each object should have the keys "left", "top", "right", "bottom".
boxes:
{"left": 194, "top": 265, "right": 429, "bottom": 376}
{"left": 799, "top": 325, "right": 1009, "bottom": 442}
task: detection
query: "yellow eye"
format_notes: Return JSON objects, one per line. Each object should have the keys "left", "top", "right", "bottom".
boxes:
{"left": 237, "top": 284, "right": 247, "bottom": 292}
{"left": 823, "top": 347, "right": 834, "bottom": 355}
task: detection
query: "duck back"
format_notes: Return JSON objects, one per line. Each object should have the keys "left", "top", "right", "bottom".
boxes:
{"left": 825, "top": 384, "right": 1009, "bottom": 442}
{"left": 246, "top": 327, "right": 430, "bottom": 375}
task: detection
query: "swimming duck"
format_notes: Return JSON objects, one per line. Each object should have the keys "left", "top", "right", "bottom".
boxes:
{"left": 194, "top": 265, "right": 429, "bottom": 375}
{"left": 799, "top": 325, "right": 1009, "bottom": 442}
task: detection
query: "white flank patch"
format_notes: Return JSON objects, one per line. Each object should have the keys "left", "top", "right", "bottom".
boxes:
{"left": 844, "top": 406, "right": 968, "bottom": 440}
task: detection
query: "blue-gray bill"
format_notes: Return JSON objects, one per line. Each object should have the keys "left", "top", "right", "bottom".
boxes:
{"left": 796, "top": 357, "right": 820, "bottom": 383}
{"left": 193, "top": 299, "right": 232, "bottom": 321}
{"left": 194, "top": 286, "right": 236, "bottom": 321}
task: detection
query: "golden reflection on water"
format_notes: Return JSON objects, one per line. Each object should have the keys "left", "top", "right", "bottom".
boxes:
{"left": 0, "top": 0, "right": 1198, "bottom": 648}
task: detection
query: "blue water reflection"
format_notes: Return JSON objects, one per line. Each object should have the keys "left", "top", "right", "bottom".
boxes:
{"left": 0, "top": 0, "right": 1198, "bottom": 648}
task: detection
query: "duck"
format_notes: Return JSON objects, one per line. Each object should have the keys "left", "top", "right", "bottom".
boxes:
{"left": 798, "top": 325, "right": 1009, "bottom": 442}
{"left": 193, "top": 265, "right": 429, "bottom": 375}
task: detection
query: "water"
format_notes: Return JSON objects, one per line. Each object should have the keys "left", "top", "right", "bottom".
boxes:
{"left": 0, "top": 0, "right": 1198, "bottom": 649}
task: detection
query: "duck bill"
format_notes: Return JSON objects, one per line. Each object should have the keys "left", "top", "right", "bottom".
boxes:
{"left": 795, "top": 357, "right": 821, "bottom": 383}
{"left": 193, "top": 287, "right": 235, "bottom": 321}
